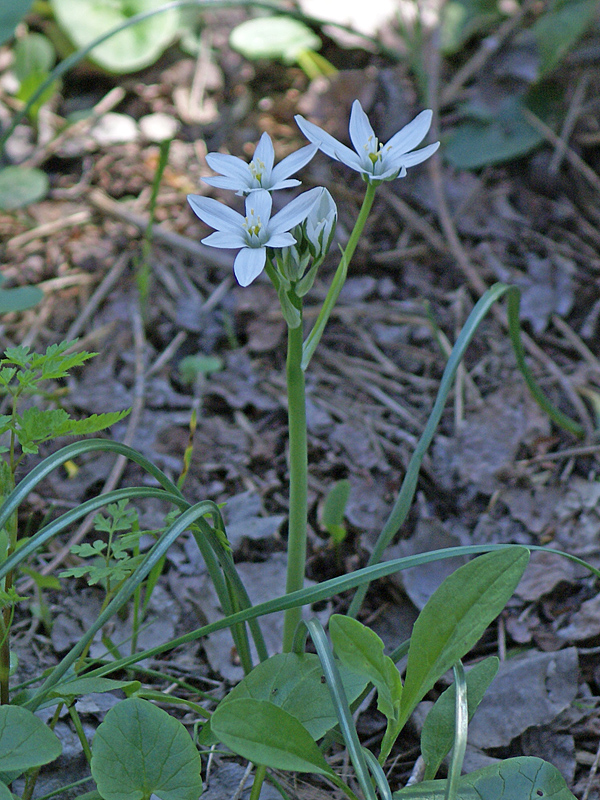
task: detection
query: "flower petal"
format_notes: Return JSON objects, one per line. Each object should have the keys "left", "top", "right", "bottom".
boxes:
{"left": 268, "top": 178, "right": 302, "bottom": 192}
{"left": 244, "top": 188, "right": 272, "bottom": 221}
{"left": 264, "top": 232, "right": 296, "bottom": 248}
{"left": 187, "top": 194, "right": 244, "bottom": 233}
{"left": 202, "top": 175, "right": 251, "bottom": 192}
{"left": 234, "top": 247, "right": 266, "bottom": 286}
{"left": 269, "top": 187, "right": 321, "bottom": 233}
{"left": 399, "top": 140, "right": 440, "bottom": 168}
{"left": 252, "top": 132, "right": 275, "bottom": 174}
{"left": 202, "top": 230, "right": 246, "bottom": 248}
{"left": 385, "top": 110, "right": 433, "bottom": 157}
{"left": 348, "top": 100, "right": 375, "bottom": 154}
{"left": 205, "top": 152, "right": 252, "bottom": 182}
{"left": 295, "top": 115, "right": 358, "bottom": 167}
{"left": 271, "top": 144, "right": 318, "bottom": 183}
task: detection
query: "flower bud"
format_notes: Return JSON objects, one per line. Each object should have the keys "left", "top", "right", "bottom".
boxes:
{"left": 304, "top": 188, "right": 337, "bottom": 260}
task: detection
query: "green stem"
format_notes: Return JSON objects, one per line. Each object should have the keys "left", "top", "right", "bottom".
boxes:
{"left": 249, "top": 764, "right": 267, "bottom": 800}
{"left": 282, "top": 306, "right": 308, "bottom": 652}
{"left": 301, "top": 182, "right": 377, "bottom": 371}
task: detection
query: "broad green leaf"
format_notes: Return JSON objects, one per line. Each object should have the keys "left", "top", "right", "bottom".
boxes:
{"left": 0, "top": 706, "right": 61, "bottom": 771}
{"left": 219, "top": 652, "right": 367, "bottom": 740}
{"left": 91, "top": 697, "right": 202, "bottom": 800}
{"left": 399, "top": 547, "right": 528, "bottom": 730}
{"left": 230, "top": 16, "right": 321, "bottom": 65}
{"left": 211, "top": 698, "right": 334, "bottom": 775}
{"left": 50, "top": 0, "right": 181, "bottom": 73}
{"left": 0, "top": 0, "right": 33, "bottom": 46}
{"left": 330, "top": 615, "right": 401, "bottom": 722}
{"left": 49, "top": 676, "right": 141, "bottom": 700}
{"left": 0, "top": 167, "right": 48, "bottom": 210}
{"left": 532, "top": 0, "right": 597, "bottom": 77}
{"left": 421, "top": 657, "right": 499, "bottom": 780}
{"left": 393, "top": 756, "right": 576, "bottom": 800}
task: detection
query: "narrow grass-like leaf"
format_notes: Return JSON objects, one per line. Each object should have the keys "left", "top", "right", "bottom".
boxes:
{"left": 74, "top": 542, "right": 600, "bottom": 689}
{"left": 445, "top": 661, "right": 468, "bottom": 800}
{"left": 398, "top": 547, "right": 529, "bottom": 730}
{"left": 306, "top": 619, "right": 377, "bottom": 800}
{"left": 91, "top": 697, "right": 202, "bottom": 800}
{"left": 0, "top": 706, "right": 61, "bottom": 771}
{"left": 393, "top": 756, "right": 577, "bottom": 800}
{"left": 211, "top": 698, "right": 334, "bottom": 775}
{"left": 422, "top": 657, "right": 499, "bottom": 780}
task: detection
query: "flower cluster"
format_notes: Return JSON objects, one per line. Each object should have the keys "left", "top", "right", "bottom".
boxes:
{"left": 187, "top": 101, "right": 439, "bottom": 287}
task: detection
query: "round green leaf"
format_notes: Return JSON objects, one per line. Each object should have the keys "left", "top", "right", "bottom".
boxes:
{"left": 211, "top": 698, "right": 334, "bottom": 774}
{"left": 0, "top": 166, "right": 49, "bottom": 210}
{"left": 0, "top": 706, "right": 61, "bottom": 771}
{"left": 50, "top": 0, "right": 181, "bottom": 73}
{"left": 91, "top": 697, "right": 202, "bottom": 800}
{"left": 230, "top": 16, "right": 321, "bottom": 64}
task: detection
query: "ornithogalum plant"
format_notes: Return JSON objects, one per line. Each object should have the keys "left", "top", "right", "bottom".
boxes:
{"left": 187, "top": 102, "right": 441, "bottom": 652}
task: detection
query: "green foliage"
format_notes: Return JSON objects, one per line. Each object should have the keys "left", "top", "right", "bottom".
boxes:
{"left": 0, "top": 705, "right": 61, "bottom": 772}
{"left": 50, "top": 0, "right": 181, "bottom": 73}
{"left": 399, "top": 548, "right": 529, "bottom": 732}
{"left": 532, "top": 0, "right": 598, "bottom": 78}
{"left": 0, "top": 166, "right": 49, "bottom": 211}
{"left": 0, "top": 0, "right": 33, "bottom": 46}
{"left": 330, "top": 614, "right": 402, "bottom": 760}
{"left": 60, "top": 500, "right": 145, "bottom": 589}
{"left": 211, "top": 698, "right": 335, "bottom": 775}
{"left": 393, "top": 757, "right": 577, "bottom": 800}
{"left": 0, "top": 274, "right": 43, "bottom": 314}
{"left": 440, "top": 0, "right": 502, "bottom": 55}
{"left": 49, "top": 675, "right": 141, "bottom": 701}
{"left": 229, "top": 16, "right": 335, "bottom": 78}
{"left": 215, "top": 651, "right": 368, "bottom": 740}
{"left": 320, "top": 478, "right": 351, "bottom": 544}
{"left": 0, "top": 341, "right": 129, "bottom": 460}
{"left": 91, "top": 697, "right": 203, "bottom": 800}
{"left": 13, "top": 32, "right": 57, "bottom": 122}
{"left": 421, "top": 657, "right": 499, "bottom": 780}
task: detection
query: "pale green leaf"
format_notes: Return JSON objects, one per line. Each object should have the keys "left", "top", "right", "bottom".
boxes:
{"left": 230, "top": 16, "right": 321, "bottom": 65}
{"left": 50, "top": 0, "right": 181, "bottom": 73}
